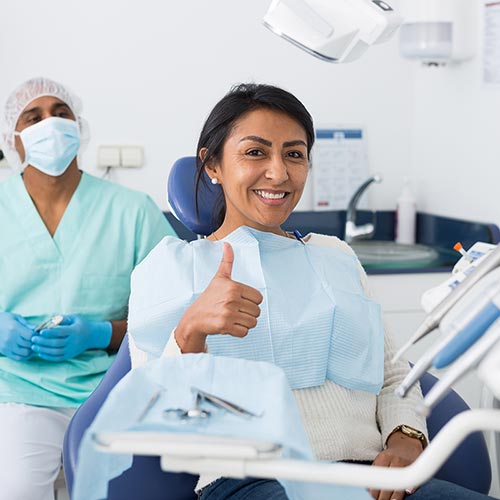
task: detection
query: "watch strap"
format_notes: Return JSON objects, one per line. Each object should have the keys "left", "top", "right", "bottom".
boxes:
{"left": 386, "top": 424, "right": 428, "bottom": 449}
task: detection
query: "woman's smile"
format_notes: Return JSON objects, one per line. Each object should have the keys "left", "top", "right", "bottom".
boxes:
{"left": 253, "top": 189, "right": 290, "bottom": 204}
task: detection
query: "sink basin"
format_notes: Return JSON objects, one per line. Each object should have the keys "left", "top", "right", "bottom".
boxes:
{"left": 350, "top": 241, "right": 439, "bottom": 268}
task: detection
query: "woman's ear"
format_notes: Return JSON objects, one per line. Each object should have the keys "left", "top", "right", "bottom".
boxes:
{"left": 199, "top": 147, "right": 208, "bottom": 165}
{"left": 200, "top": 148, "right": 220, "bottom": 182}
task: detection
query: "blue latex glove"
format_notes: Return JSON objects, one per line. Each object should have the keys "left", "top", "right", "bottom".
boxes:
{"left": 31, "top": 314, "right": 112, "bottom": 361}
{"left": 0, "top": 312, "right": 35, "bottom": 361}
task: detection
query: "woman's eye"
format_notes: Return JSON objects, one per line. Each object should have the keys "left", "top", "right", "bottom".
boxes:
{"left": 287, "top": 150, "right": 305, "bottom": 159}
{"left": 246, "top": 149, "right": 264, "bottom": 157}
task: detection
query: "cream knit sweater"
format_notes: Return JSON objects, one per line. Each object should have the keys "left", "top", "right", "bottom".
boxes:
{"left": 129, "top": 233, "right": 428, "bottom": 468}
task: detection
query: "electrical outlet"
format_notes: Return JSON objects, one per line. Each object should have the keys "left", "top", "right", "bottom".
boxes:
{"left": 97, "top": 146, "right": 120, "bottom": 169}
{"left": 121, "top": 146, "right": 143, "bottom": 168}
{"left": 97, "top": 145, "right": 144, "bottom": 168}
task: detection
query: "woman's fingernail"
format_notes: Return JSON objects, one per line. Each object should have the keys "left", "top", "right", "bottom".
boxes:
{"left": 405, "top": 488, "right": 416, "bottom": 494}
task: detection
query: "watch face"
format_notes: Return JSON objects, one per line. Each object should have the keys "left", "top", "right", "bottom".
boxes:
{"left": 403, "top": 425, "right": 422, "bottom": 436}
{"left": 401, "top": 425, "right": 423, "bottom": 439}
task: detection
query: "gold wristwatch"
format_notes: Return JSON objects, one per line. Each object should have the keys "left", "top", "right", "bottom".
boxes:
{"left": 386, "top": 424, "right": 428, "bottom": 449}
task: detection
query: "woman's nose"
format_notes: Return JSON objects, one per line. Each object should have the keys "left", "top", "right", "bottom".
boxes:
{"left": 265, "top": 156, "right": 289, "bottom": 183}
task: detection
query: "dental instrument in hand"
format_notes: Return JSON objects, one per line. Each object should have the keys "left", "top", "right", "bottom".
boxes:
{"left": 34, "top": 315, "right": 64, "bottom": 332}
{"left": 192, "top": 387, "right": 264, "bottom": 418}
{"left": 393, "top": 243, "right": 500, "bottom": 363}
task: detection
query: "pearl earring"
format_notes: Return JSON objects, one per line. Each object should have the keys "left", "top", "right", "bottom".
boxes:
{"left": 211, "top": 177, "right": 218, "bottom": 185}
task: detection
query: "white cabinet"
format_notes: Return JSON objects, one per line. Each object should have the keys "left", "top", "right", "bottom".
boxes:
{"left": 368, "top": 272, "right": 484, "bottom": 409}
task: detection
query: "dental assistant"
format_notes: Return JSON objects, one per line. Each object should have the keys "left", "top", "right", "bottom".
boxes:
{"left": 128, "top": 84, "right": 493, "bottom": 500}
{"left": 0, "top": 77, "right": 176, "bottom": 500}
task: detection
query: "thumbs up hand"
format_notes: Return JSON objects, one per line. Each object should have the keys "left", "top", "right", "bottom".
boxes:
{"left": 175, "top": 243, "right": 263, "bottom": 353}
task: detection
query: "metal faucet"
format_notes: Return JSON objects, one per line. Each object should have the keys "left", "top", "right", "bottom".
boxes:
{"left": 344, "top": 174, "right": 383, "bottom": 243}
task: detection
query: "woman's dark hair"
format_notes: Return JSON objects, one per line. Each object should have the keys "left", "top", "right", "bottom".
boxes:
{"left": 195, "top": 83, "right": 315, "bottom": 229}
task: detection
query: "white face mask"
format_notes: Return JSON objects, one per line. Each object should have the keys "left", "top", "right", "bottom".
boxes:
{"left": 15, "top": 116, "right": 80, "bottom": 176}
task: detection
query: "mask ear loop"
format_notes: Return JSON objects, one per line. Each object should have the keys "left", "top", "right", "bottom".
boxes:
{"left": 12, "top": 130, "right": 28, "bottom": 171}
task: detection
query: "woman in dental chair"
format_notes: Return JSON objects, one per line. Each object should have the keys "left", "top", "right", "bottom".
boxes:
{"left": 128, "top": 83, "right": 492, "bottom": 500}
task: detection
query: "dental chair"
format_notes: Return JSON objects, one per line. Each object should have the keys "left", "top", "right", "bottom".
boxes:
{"left": 62, "top": 156, "right": 492, "bottom": 498}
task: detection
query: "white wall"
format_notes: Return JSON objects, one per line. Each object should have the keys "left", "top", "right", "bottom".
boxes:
{"left": 0, "top": 0, "right": 415, "bottom": 212}
{"left": 410, "top": 2, "right": 500, "bottom": 229}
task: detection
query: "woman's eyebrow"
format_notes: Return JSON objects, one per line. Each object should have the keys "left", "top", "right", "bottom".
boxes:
{"left": 283, "top": 140, "right": 307, "bottom": 148}
{"left": 239, "top": 136, "right": 272, "bottom": 147}
{"left": 239, "top": 136, "right": 307, "bottom": 148}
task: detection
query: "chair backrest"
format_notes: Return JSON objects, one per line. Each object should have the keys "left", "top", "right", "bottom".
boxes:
{"left": 167, "top": 156, "right": 221, "bottom": 236}
{"left": 419, "top": 371, "right": 491, "bottom": 494}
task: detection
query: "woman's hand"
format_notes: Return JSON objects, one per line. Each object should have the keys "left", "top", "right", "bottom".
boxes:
{"left": 175, "top": 242, "right": 263, "bottom": 353}
{"left": 369, "top": 432, "right": 424, "bottom": 500}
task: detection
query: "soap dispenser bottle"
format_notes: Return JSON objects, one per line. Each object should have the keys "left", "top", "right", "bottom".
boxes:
{"left": 395, "top": 178, "right": 416, "bottom": 245}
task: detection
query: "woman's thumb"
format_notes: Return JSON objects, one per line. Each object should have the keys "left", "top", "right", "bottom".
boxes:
{"left": 216, "top": 242, "right": 234, "bottom": 279}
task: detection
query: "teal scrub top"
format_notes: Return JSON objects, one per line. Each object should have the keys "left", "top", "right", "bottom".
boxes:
{"left": 0, "top": 172, "right": 176, "bottom": 407}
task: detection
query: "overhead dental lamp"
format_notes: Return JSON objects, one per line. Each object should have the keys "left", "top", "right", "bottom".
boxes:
{"left": 263, "top": 0, "right": 403, "bottom": 63}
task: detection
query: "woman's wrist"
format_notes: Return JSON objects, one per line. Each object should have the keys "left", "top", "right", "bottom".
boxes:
{"left": 386, "top": 430, "right": 425, "bottom": 451}
{"left": 175, "top": 318, "right": 207, "bottom": 353}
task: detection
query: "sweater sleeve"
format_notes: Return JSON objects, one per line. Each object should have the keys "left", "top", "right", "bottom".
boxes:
{"left": 376, "top": 321, "right": 429, "bottom": 445}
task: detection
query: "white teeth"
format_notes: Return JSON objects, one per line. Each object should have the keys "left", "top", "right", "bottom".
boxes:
{"left": 255, "top": 190, "right": 286, "bottom": 200}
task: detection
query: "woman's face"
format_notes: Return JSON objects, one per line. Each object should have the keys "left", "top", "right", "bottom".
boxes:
{"left": 205, "top": 108, "right": 309, "bottom": 235}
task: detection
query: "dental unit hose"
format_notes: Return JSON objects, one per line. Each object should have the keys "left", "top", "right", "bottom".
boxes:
{"left": 395, "top": 268, "right": 500, "bottom": 398}
{"left": 393, "top": 243, "right": 500, "bottom": 363}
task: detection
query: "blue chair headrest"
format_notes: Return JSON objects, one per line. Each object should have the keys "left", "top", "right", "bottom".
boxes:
{"left": 167, "top": 156, "right": 222, "bottom": 236}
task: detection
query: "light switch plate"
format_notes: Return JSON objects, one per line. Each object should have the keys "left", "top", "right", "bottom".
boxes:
{"left": 98, "top": 146, "right": 121, "bottom": 168}
{"left": 121, "top": 146, "right": 143, "bottom": 168}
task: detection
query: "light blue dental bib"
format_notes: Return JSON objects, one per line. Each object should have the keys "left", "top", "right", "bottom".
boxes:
{"left": 128, "top": 226, "right": 384, "bottom": 393}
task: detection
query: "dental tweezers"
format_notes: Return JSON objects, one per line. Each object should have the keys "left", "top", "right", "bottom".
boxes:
{"left": 191, "top": 387, "right": 263, "bottom": 418}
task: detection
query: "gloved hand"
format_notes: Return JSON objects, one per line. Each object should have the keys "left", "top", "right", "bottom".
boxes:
{"left": 0, "top": 312, "right": 35, "bottom": 361}
{"left": 31, "top": 314, "right": 112, "bottom": 361}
